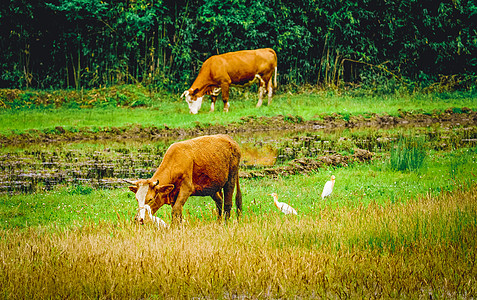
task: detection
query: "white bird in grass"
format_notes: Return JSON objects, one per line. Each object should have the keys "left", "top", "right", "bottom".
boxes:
{"left": 321, "top": 175, "right": 335, "bottom": 200}
{"left": 144, "top": 204, "right": 168, "bottom": 228}
{"left": 269, "top": 193, "right": 297, "bottom": 215}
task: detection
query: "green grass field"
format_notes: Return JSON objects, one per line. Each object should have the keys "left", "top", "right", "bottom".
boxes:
{"left": 1, "top": 88, "right": 476, "bottom": 135}
{"left": 1, "top": 87, "right": 476, "bottom": 298}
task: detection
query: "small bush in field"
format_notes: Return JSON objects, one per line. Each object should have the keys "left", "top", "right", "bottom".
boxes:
{"left": 389, "top": 136, "right": 427, "bottom": 172}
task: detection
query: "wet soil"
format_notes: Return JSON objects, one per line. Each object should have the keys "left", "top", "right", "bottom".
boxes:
{"left": 1, "top": 109, "right": 476, "bottom": 146}
{"left": 1, "top": 109, "right": 476, "bottom": 194}
{"left": 0, "top": 142, "right": 375, "bottom": 193}
{"left": 240, "top": 148, "right": 374, "bottom": 178}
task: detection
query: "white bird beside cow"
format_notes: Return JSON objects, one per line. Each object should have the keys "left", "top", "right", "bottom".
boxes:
{"left": 269, "top": 193, "right": 297, "bottom": 215}
{"left": 143, "top": 204, "right": 168, "bottom": 229}
{"left": 321, "top": 175, "right": 335, "bottom": 200}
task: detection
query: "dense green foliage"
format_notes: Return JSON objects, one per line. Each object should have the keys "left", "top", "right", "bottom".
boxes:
{"left": 1, "top": 0, "right": 476, "bottom": 90}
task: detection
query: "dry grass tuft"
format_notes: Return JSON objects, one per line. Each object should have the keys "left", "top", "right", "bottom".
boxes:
{"left": 1, "top": 186, "right": 476, "bottom": 298}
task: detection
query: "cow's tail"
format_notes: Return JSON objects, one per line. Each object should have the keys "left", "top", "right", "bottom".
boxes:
{"left": 235, "top": 176, "right": 242, "bottom": 218}
{"left": 273, "top": 66, "right": 278, "bottom": 88}
{"left": 272, "top": 48, "right": 278, "bottom": 88}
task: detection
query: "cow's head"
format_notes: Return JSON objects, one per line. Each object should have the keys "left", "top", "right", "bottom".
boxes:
{"left": 125, "top": 179, "right": 174, "bottom": 224}
{"left": 181, "top": 88, "right": 203, "bottom": 114}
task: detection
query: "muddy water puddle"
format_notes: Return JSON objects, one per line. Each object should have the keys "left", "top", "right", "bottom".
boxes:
{"left": 1, "top": 125, "right": 476, "bottom": 194}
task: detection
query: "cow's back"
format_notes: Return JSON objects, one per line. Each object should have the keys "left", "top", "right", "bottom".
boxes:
{"left": 156, "top": 134, "right": 241, "bottom": 195}
{"left": 198, "top": 49, "right": 274, "bottom": 78}
{"left": 217, "top": 48, "right": 276, "bottom": 63}
{"left": 206, "top": 48, "right": 276, "bottom": 71}
{"left": 187, "top": 134, "right": 240, "bottom": 173}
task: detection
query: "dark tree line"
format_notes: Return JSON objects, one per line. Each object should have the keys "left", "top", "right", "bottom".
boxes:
{"left": 1, "top": 0, "right": 476, "bottom": 91}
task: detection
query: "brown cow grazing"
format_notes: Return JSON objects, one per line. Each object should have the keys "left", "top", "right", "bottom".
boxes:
{"left": 125, "top": 134, "right": 242, "bottom": 225}
{"left": 181, "top": 48, "right": 277, "bottom": 114}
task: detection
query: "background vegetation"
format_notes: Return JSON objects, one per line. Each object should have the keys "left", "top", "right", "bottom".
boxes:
{"left": 1, "top": 0, "right": 476, "bottom": 91}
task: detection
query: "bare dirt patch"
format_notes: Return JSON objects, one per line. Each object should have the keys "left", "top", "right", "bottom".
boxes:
{"left": 1, "top": 109, "right": 476, "bottom": 146}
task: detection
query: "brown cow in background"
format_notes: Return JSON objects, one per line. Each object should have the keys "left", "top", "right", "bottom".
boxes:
{"left": 126, "top": 134, "right": 242, "bottom": 225}
{"left": 181, "top": 48, "right": 277, "bottom": 114}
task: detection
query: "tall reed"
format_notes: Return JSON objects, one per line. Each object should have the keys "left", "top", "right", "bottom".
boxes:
{"left": 1, "top": 185, "right": 476, "bottom": 298}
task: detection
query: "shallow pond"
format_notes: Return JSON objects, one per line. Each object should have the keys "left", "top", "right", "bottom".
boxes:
{"left": 1, "top": 123, "right": 476, "bottom": 194}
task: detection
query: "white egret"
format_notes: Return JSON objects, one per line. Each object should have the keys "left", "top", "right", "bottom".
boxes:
{"left": 321, "top": 175, "right": 335, "bottom": 200}
{"left": 144, "top": 204, "right": 168, "bottom": 228}
{"left": 269, "top": 193, "right": 297, "bottom": 215}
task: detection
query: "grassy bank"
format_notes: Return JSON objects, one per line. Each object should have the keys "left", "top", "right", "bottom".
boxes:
{"left": 1, "top": 183, "right": 475, "bottom": 298}
{"left": 0, "top": 87, "right": 476, "bottom": 135}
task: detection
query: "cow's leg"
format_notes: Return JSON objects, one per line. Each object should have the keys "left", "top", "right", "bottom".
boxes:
{"left": 171, "top": 188, "right": 193, "bottom": 226}
{"left": 222, "top": 177, "right": 237, "bottom": 221}
{"left": 212, "top": 190, "right": 224, "bottom": 220}
{"left": 256, "top": 75, "right": 266, "bottom": 108}
{"left": 210, "top": 95, "right": 217, "bottom": 112}
{"left": 221, "top": 83, "right": 231, "bottom": 112}
{"left": 234, "top": 176, "right": 242, "bottom": 218}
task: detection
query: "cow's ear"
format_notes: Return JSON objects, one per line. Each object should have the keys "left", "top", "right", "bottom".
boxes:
{"left": 128, "top": 186, "right": 138, "bottom": 193}
{"left": 156, "top": 184, "right": 174, "bottom": 195}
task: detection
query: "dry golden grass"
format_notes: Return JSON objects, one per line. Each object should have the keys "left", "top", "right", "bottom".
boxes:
{"left": 1, "top": 186, "right": 476, "bottom": 299}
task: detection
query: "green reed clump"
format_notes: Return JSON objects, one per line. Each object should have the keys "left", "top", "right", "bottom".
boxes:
{"left": 389, "top": 136, "right": 427, "bottom": 172}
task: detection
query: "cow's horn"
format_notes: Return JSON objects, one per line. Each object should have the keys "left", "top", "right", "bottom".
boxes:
{"left": 153, "top": 180, "right": 160, "bottom": 187}
{"left": 181, "top": 91, "right": 189, "bottom": 98}
{"left": 123, "top": 179, "right": 137, "bottom": 185}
